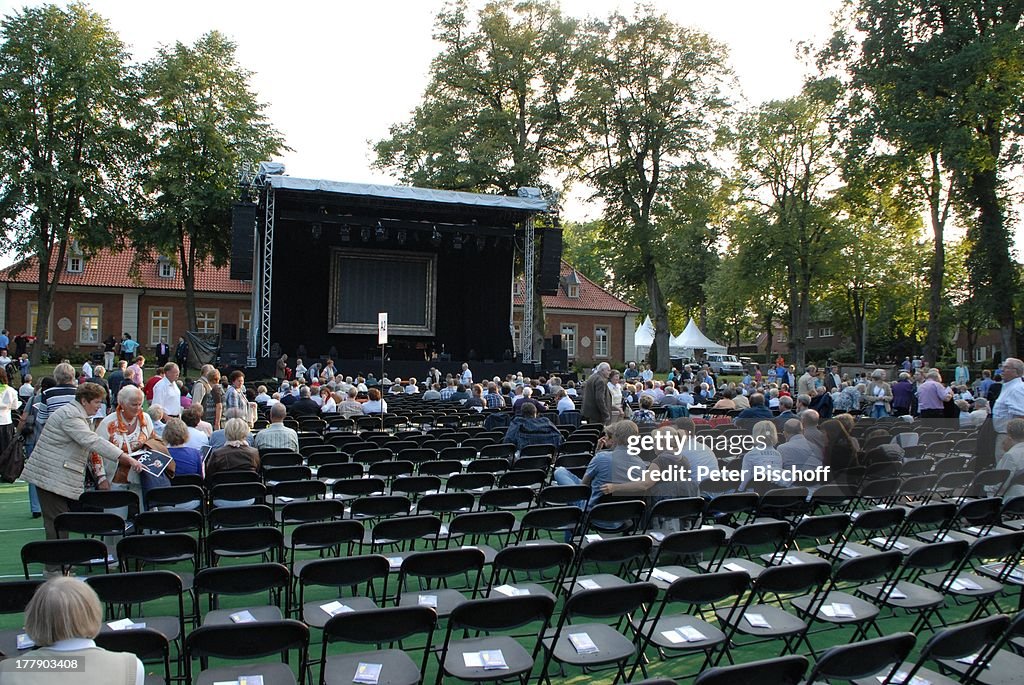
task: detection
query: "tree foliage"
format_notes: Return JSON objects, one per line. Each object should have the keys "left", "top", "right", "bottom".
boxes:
{"left": 0, "top": 3, "right": 145, "bottom": 362}
{"left": 140, "top": 31, "right": 285, "bottom": 330}
{"left": 568, "top": 7, "right": 731, "bottom": 370}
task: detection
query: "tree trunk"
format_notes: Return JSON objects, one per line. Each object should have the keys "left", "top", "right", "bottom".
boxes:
{"left": 179, "top": 233, "right": 198, "bottom": 332}
{"left": 923, "top": 154, "right": 946, "bottom": 367}
{"left": 645, "top": 266, "right": 671, "bottom": 373}
{"left": 790, "top": 292, "right": 809, "bottom": 370}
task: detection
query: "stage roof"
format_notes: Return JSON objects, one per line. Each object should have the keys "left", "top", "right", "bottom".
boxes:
{"left": 267, "top": 176, "right": 549, "bottom": 214}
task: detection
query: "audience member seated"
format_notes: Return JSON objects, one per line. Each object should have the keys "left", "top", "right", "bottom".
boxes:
{"left": 0, "top": 577, "right": 143, "bottom": 685}
{"left": 552, "top": 420, "right": 644, "bottom": 510}
{"left": 422, "top": 383, "right": 442, "bottom": 401}
{"left": 288, "top": 385, "right": 321, "bottom": 418}
{"left": 464, "top": 383, "right": 487, "bottom": 412}
{"left": 163, "top": 416, "right": 204, "bottom": 477}
{"left": 997, "top": 418, "right": 1024, "bottom": 499}
{"left": 181, "top": 405, "right": 211, "bottom": 447}
{"left": 254, "top": 403, "right": 300, "bottom": 454}
{"left": 512, "top": 387, "right": 545, "bottom": 415}
{"left": 337, "top": 387, "right": 365, "bottom": 418}
{"left": 206, "top": 418, "right": 260, "bottom": 478}
{"left": 740, "top": 420, "right": 785, "bottom": 490}
{"left": 362, "top": 387, "right": 388, "bottom": 414}
{"left": 209, "top": 408, "right": 252, "bottom": 449}
{"left": 734, "top": 392, "right": 773, "bottom": 428}
{"left": 821, "top": 418, "right": 859, "bottom": 474}
{"left": 600, "top": 427, "right": 699, "bottom": 507}
{"left": 861, "top": 427, "right": 903, "bottom": 465}
{"left": 630, "top": 394, "right": 658, "bottom": 425}
{"left": 777, "top": 418, "right": 823, "bottom": 470}
{"left": 555, "top": 388, "right": 575, "bottom": 414}
{"left": 503, "top": 402, "right": 563, "bottom": 451}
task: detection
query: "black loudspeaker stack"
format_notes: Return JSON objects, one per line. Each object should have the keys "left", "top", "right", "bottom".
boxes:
{"left": 537, "top": 228, "right": 562, "bottom": 295}
{"left": 230, "top": 202, "right": 257, "bottom": 280}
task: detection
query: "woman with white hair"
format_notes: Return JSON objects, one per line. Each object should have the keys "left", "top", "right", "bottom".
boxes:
{"left": 0, "top": 577, "right": 142, "bottom": 684}
{"left": 740, "top": 420, "right": 786, "bottom": 491}
{"left": 206, "top": 418, "right": 260, "bottom": 478}
{"left": 89, "top": 385, "right": 156, "bottom": 496}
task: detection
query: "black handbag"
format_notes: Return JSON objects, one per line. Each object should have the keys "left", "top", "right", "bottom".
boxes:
{"left": 0, "top": 434, "right": 26, "bottom": 483}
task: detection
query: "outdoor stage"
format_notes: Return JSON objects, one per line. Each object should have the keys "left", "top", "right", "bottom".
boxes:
{"left": 237, "top": 172, "right": 557, "bottom": 378}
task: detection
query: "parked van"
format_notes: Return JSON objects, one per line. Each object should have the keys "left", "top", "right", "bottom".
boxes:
{"left": 706, "top": 353, "right": 744, "bottom": 375}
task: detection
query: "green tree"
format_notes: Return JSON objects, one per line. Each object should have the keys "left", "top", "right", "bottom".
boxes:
{"left": 0, "top": 3, "right": 145, "bottom": 363}
{"left": 833, "top": 0, "right": 1024, "bottom": 359}
{"left": 373, "top": 0, "right": 577, "bottom": 194}
{"left": 568, "top": 7, "right": 731, "bottom": 371}
{"left": 140, "top": 31, "right": 285, "bottom": 330}
{"left": 732, "top": 84, "right": 849, "bottom": 368}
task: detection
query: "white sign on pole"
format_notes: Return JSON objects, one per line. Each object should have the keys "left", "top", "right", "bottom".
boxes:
{"left": 378, "top": 312, "right": 388, "bottom": 345}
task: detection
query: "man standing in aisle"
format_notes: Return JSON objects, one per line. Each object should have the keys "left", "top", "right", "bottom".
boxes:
{"left": 582, "top": 361, "right": 612, "bottom": 424}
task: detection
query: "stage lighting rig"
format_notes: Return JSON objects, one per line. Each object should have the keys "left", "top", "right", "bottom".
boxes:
{"left": 431, "top": 225, "right": 442, "bottom": 246}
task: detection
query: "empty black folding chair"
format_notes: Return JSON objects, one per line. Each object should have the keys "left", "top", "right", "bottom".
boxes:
{"left": 692, "top": 654, "right": 807, "bottom": 685}
{"left": 320, "top": 605, "right": 436, "bottom": 685}
{"left": 0, "top": 580, "right": 42, "bottom": 657}
{"left": 804, "top": 632, "right": 917, "bottom": 685}
{"left": 184, "top": 619, "right": 309, "bottom": 685}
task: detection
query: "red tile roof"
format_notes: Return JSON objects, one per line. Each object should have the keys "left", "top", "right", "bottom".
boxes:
{"left": 514, "top": 261, "right": 639, "bottom": 313}
{"left": 0, "top": 243, "right": 250, "bottom": 294}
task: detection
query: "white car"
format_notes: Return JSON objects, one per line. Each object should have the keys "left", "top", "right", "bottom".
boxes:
{"left": 706, "top": 353, "right": 744, "bottom": 375}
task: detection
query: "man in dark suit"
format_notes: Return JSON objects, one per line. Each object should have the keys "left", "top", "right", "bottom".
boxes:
{"left": 175, "top": 336, "right": 188, "bottom": 369}
{"left": 288, "top": 385, "right": 321, "bottom": 418}
{"left": 581, "top": 362, "right": 612, "bottom": 424}
{"left": 155, "top": 338, "right": 170, "bottom": 366}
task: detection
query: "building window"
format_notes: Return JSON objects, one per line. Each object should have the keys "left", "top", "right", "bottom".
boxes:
{"left": 149, "top": 308, "right": 171, "bottom": 346}
{"left": 567, "top": 284, "right": 580, "bottom": 299}
{"left": 27, "top": 302, "right": 52, "bottom": 342}
{"left": 975, "top": 346, "right": 986, "bottom": 362}
{"left": 67, "top": 257, "right": 83, "bottom": 274}
{"left": 776, "top": 332, "right": 785, "bottom": 343}
{"left": 819, "top": 327, "right": 832, "bottom": 338}
{"left": 158, "top": 259, "right": 174, "bottom": 279}
{"left": 561, "top": 323, "right": 577, "bottom": 359}
{"left": 806, "top": 329, "right": 815, "bottom": 338}
{"left": 513, "top": 281, "right": 522, "bottom": 296}
{"left": 239, "top": 309, "right": 251, "bottom": 336}
{"left": 77, "top": 305, "right": 100, "bottom": 345}
{"left": 512, "top": 324, "right": 522, "bottom": 353}
{"left": 195, "top": 309, "right": 219, "bottom": 335}
{"left": 594, "top": 325, "right": 609, "bottom": 358}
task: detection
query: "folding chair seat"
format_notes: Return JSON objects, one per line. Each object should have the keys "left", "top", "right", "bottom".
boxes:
{"left": 857, "top": 539, "right": 969, "bottom": 633}
{"left": 445, "top": 511, "right": 516, "bottom": 563}
{"left": 715, "top": 560, "right": 832, "bottom": 661}
{"left": 117, "top": 533, "right": 198, "bottom": 594}
{"left": 761, "top": 512, "right": 849, "bottom": 566}
{"left": 330, "top": 477, "right": 386, "bottom": 502}
{"left": 209, "top": 482, "right": 267, "bottom": 509}
{"left": 583, "top": 500, "right": 646, "bottom": 537}
{"left": 206, "top": 469, "right": 261, "bottom": 488}
{"left": 850, "top": 614, "right": 1010, "bottom": 685}
{"left": 438, "top": 595, "right": 555, "bottom": 684}
{"left": 806, "top": 632, "right": 917, "bottom": 685}
{"left": 267, "top": 480, "right": 327, "bottom": 509}
{"left": 479, "top": 486, "right": 535, "bottom": 512}
{"left": 320, "top": 606, "right": 436, "bottom": 685}
{"left": 644, "top": 497, "right": 705, "bottom": 540}
{"left": 207, "top": 525, "right": 283, "bottom": 566}
{"left": 538, "top": 485, "right": 590, "bottom": 507}
{"left": 703, "top": 492, "right": 759, "bottom": 537}
{"left": 264, "top": 465, "right": 313, "bottom": 485}
{"left": 21, "top": 538, "right": 109, "bottom": 578}
{"left": 486, "top": 543, "right": 575, "bottom": 601}
{"left": 415, "top": 492, "right": 475, "bottom": 519}
{"left": 808, "top": 483, "right": 856, "bottom": 514}
{"left": 919, "top": 531, "right": 1024, "bottom": 623}
{"left": 467, "top": 457, "right": 511, "bottom": 475}
{"left": 0, "top": 579, "right": 42, "bottom": 657}
{"left": 194, "top": 562, "right": 291, "bottom": 626}
{"left": 446, "top": 472, "right": 496, "bottom": 495}
{"left": 392, "top": 475, "right": 442, "bottom": 499}
{"left": 517, "top": 506, "right": 583, "bottom": 542}
{"left": 538, "top": 582, "right": 658, "bottom": 685}
{"left": 349, "top": 495, "right": 411, "bottom": 523}
{"left": 367, "top": 515, "right": 442, "bottom": 557}
{"left": 700, "top": 520, "right": 790, "bottom": 578}
{"left": 849, "top": 477, "right": 902, "bottom": 510}
{"left": 88, "top": 570, "right": 186, "bottom": 644}
{"left": 145, "top": 484, "right": 204, "bottom": 512}
{"left": 791, "top": 550, "right": 902, "bottom": 643}
{"left": 287, "top": 520, "right": 364, "bottom": 573}
{"left": 818, "top": 507, "right": 905, "bottom": 561}
{"left": 396, "top": 547, "right": 487, "bottom": 618}
{"left": 260, "top": 451, "right": 303, "bottom": 468}
{"left": 921, "top": 497, "right": 1005, "bottom": 543}
{"left": 296, "top": 555, "right": 389, "bottom": 628}
{"left": 693, "top": 655, "right": 808, "bottom": 685}
{"left": 869, "top": 501, "right": 957, "bottom": 555}
{"left": 566, "top": 535, "right": 653, "bottom": 595}
{"left": 419, "top": 459, "right": 463, "bottom": 478}
{"left": 633, "top": 571, "right": 749, "bottom": 678}
{"left": 938, "top": 611, "right": 1024, "bottom": 685}
{"left": 479, "top": 443, "right": 516, "bottom": 460}
{"left": 184, "top": 619, "right": 309, "bottom": 685}
{"left": 644, "top": 528, "right": 727, "bottom": 589}
{"left": 95, "top": 627, "right": 171, "bottom": 685}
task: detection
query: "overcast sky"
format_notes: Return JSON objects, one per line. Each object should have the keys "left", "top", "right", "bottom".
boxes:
{"left": 0, "top": 0, "right": 844, "bottom": 222}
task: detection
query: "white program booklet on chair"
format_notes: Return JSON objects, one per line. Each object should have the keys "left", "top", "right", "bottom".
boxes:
{"left": 876, "top": 672, "right": 931, "bottom": 685}
{"left": 353, "top": 663, "right": 381, "bottom": 685}
{"left": 569, "top": 632, "right": 599, "bottom": 654}
{"left": 744, "top": 612, "right": 771, "bottom": 628}
{"left": 577, "top": 579, "right": 600, "bottom": 590}
{"left": 494, "top": 584, "right": 529, "bottom": 596}
{"left": 650, "top": 568, "right": 679, "bottom": 583}
{"left": 950, "top": 577, "right": 983, "bottom": 591}
{"left": 320, "top": 601, "right": 354, "bottom": 617}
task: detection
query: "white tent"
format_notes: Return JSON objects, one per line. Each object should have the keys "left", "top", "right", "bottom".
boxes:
{"left": 632, "top": 315, "right": 656, "bottom": 361}
{"left": 670, "top": 318, "right": 727, "bottom": 358}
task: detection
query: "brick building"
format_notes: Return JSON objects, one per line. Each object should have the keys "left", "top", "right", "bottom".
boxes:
{"left": 512, "top": 262, "right": 639, "bottom": 366}
{"left": 0, "top": 244, "right": 250, "bottom": 357}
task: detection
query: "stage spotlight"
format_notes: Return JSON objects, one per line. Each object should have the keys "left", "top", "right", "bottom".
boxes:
{"left": 375, "top": 221, "right": 386, "bottom": 240}
{"left": 431, "top": 225, "right": 442, "bottom": 246}
{"left": 361, "top": 226, "right": 371, "bottom": 242}
{"left": 396, "top": 229, "right": 407, "bottom": 245}
{"left": 452, "top": 233, "right": 463, "bottom": 250}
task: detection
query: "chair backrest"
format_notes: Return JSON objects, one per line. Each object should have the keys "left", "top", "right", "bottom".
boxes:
{"left": 86, "top": 570, "right": 183, "bottom": 607}
{"left": 21, "top": 538, "right": 108, "bottom": 577}
{"left": 289, "top": 520, "right": 364, "bottom": 551}
{"left": 448, "top": 511, "right": 516, "bottom": 539}
{"left": 54, "top": 512, "right": 126, "bottom": 537}
{"left": 322, "top": 604, "right": 437, "bottom": 645}
{"left": 299, "top": 554, "right": 390, "bottom": 590}
{"left": 207, "top": 504, "right": 274, "bottom": 529}
{"left": 185, "top": 620, "right": 308, "bottom": 680}
{"left": 539, "top": 484, "right": 591, "bottom": 506}
{"left": 563, "top": 582, "right": 658, "bottom": 621}
{"left": 916, "top": 614, "right": 1011, "bottom": 677}
{"left": 0, "top": 579, "right": 43, "bottom": 614}
{"left": 664, "top": 570, "right": 749, "bottom": 607}
{"left": 449, "top": 594, "right": 555, "bottom": 633}
{"left": 144, "top": 485, "right": 204, "bottom": 510}
{"left": 491, "top": 543, "right": 575, "bottom": 578}
{"left": 693, "top": 655, "right": 809, "bottom": 685}
{"left": 116, "top": 533, "right": 197, "bottom": 569}
{"left": 753, "top": 560, "right": 832, "bottom": 595}
{"left": 371, "top": 515, "right": 442, "bottom": 545}
{"left": 400, "top": 547, "right": 486, "bottom": 584}
{"left": 193, "top": 562, "right": 290, "bottom": 601}
{"left": 519, "top": 505, "right": 583, "bottom": 539}
{"left": 805, "top": 633, "right": 917, "bottom": 683}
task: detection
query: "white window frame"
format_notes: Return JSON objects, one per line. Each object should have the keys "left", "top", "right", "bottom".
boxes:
{"left": 776, "top": 332, "right": 785, "bottom": 343}
{"left": 27, "top": 302, "right": 52, "bottom": 343}
{"left": 806, "top": 329, "right": 815, "bottom": 338}
{"left": 567, "top": 284, "right": 580, "bottom": 299}
{"left": 149, "top": 307, "right": 172, "bottom": 346}
{"left": 819, "top": 327, "right": 832, "bottom": 338}
{"left": 512, "top": 324, "right": 522, "bottom": 353}
{"left": 195, "top": 308, "right": 219, "bottom": 335}
{"left": 594, "top": 325, "right": 610, "bottom": 358}
{"left": 77, "top": 304, "right": 101, "bottom": 345}
{"left": 975, "top": 346, "right": 986, "bottom": 362}
{"left": 158, "top": 261, "right": 175, "bottom": 279}
{"left": 67, "top": 257, "right": 83, "bottom": 274}
{"left": 561, "top": 323, "right": 578, "bottom": 359}
{"left": 239, "top": 309, "right": 251, "bottom": 335}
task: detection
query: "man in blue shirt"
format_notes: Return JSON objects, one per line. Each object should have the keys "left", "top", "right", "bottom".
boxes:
{"left": 120, "top": 333, "right": 139, "bottom": 362}
{"left": 552, "top": 420, "right": 644, "bottom": 510}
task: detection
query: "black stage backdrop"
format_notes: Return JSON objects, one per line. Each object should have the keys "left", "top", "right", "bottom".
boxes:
{"left": 269, "top": 223, "right": 514, "bottom": 363}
